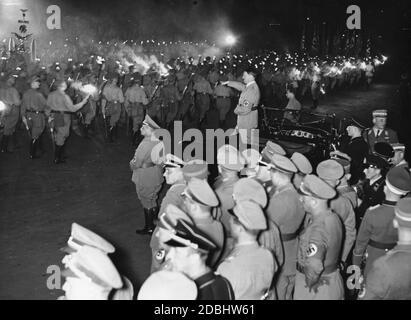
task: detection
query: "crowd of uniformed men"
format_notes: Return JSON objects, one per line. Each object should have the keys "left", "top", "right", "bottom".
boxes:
{"left": 0, "top": 49, "right": 383, "bottom": 163}
{"left": 1, "top": 50, "right": 411, "bottom": 301}
{"left": 54, "top": 100, "right": 411, "bottom": 300}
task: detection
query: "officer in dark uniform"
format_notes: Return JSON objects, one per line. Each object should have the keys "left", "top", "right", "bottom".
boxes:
{"left": 352, "top": 166, "right": 411, "bottom": 278}
{"left": 359, "top": 197, "right": 411, "bottom": 299}
{"left": 363, "top": 110, "right": 398, "bottom": 153}
{"left": 331, "top": 121, "right": 368, "bottom": 185}
{"left": 161, "top": 219, "right": 235, "bottom": 300}
{"left": 355, "top": 154, "right": 388, "bottom": 225}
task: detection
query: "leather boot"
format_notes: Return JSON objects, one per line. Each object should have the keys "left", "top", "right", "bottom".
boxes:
{"left": 84, "top": 124, "right": 90, "bottom": 139}
{"left": 38, "top": 133, "right": 45, "bottom": 155}
{"left": 54, "top": 145, "right": 66, "bottom": 164}
{"left": 29, "top": 139, "right": 38, "bottom": 159}
{"left": 136, "top": 208, "right": 154, "bottom": 235}
{"left": 1, "top": 135, "right": 12, "bottom": 153}
{"left": 12, "top": 132, "right": 20, "bottom": 150}
{"left": 108, "top": 126, "right": 114, "bottom": 143}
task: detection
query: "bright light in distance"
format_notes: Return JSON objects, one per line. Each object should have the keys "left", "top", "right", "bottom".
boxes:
{"left": 225, "top": 35, "right": 236, "bottom": 46}
{"left": 0, "top": 101, "right": 6, "bottom": 112}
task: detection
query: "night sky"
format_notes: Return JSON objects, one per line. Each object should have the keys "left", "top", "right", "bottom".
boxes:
{"left": 1, "top": 0, "right": 410, "bottom": 66}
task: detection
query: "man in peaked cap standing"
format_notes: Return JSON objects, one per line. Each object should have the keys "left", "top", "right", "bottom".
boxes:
{"left": 231, "top": 177, "right": 284, "bottom": 269}
{"left": 217, "top": 200, "right": 276, "bottom": 300}
{"left": 359, "top": 198, "right": 411, "bottom": 299}
{"left": 317, "top": 159, "right": 357, "bottom": 265}
{"left": 332, "top": 121, "right": 368, "bottom": 185}
{"left": 21, "top": 76, "right": 48, "bottom": 159}
{"left": 214, "top": 145, "right": 245, "bottom": 259}
{"left": 214, "top": 145, "right": 246, "bottom": 233}
{"left": 181, "top": 178, "right": 224, "bottom": 268}
{"left": 60, "top": 245, "right": 122, "bottom": 300}
{"left": 352, "top": 166, "right": 411, "bottom": 279}
{"left": 363, "top": 109, "right": 398, "bottom": 154}
{"left": 294, "top": 175, "right": 344, "bottom": 300}
{"left": 255, "top": 141, "right": 287, "bottom": 193}
{"left": 263, "top": 153, "right": 305, "bottom": 300}
{"left": 131, "top": 115, "right": 165, "bottom": 235}
{"left": 162, "top": 219, "right": 235, "bottom": 300}
{"left": 221, "top": 67, "right": 261, "bottom": 147}
{"left": 150, "top": 153, "right": 187, "bottom": 273}
{"left": 356, "top": 154, "right": 388, "bottom": 225}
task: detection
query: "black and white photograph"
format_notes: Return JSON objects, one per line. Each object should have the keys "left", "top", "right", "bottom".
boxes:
{"left": 0, "top": 0, "right": 410, "bottom": 303}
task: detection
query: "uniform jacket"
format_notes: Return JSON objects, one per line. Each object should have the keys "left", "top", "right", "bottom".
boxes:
{"left": 194, "top": 271, "right": 235, "bottom": 300}
{"left": 360, "top": 244, "right": 411, "bottom": 300}
{"left": 227, "top": 80, "right": 260, "bottom": 129}
{"left": 363, "top": 127, "right": 399, "bottom": 153}
{"left": 297, "top": 210, "right": 343, "bottom": 289}
{"left": 266, "top": 183, "right": 306, "bottom": 275}
{"left": 330, "top": 195, "right": 356, "bottom": 262}
{"left": 352, "top": 200, "right": 398, "bottom": 276}
{"left": 217, "top": 242, "right": 276, "bottom": 300}
{"left": 21, "top": 89, "right": 47, "bottom": 114}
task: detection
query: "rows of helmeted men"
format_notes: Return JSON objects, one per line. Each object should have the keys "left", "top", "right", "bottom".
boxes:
{"left": 56, "top": 132, "right": 411, "bottom": 300}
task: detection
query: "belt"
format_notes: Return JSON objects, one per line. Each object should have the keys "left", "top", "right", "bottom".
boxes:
{"left": 297, "top": 263, "right": 338, "bottom": 275}
{"left": 107, "top": 101, "right": 120, "bottom": 104}
{"left": 216, "top": 96, "right": 230, "bottom": 99}
{"left": 141, "top": 163, "right": 156, "bottom": 169}
{"left": 369, "top": 239, "right": 396, "bottom": 251}
{"left": 51, "top": 110, "right": 73, "bottom": 115}
{"left": 197, "top": 92, "right": 208, "bottom": 95}
{"left": 27, "top": 109, "right": 45, "bottom": 114}
{"left": 280, "top": 232, "right": 298, "bottom": 242}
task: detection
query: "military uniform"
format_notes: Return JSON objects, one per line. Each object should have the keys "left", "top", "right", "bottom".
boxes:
{"left": 364, "top": 128, "right": 399, "bottom": 154}
{"left": 124, "top": 84, "right": 148, "bottom": 135}
{"left": 294, "top": 175, "right": 344, "bottom": 300}
{"left": 265, "top": 155, "right": 304, "bottom": 300}
{"left": 160, "top": 82, "right": 181, "bottom": 127}
{"left": 131, "top": 115, "right": 164, "bottom": 235}
{"left": 359, "top": 198, "right": 411, "bottom": 300}
{"left": 21, "top": 83, "right": 47, "bottom": 158}
{"left": 193, "top": 76, "right": 213, "bottom": 122}
{"left": 138, "top": 270, "right": 197, "bottom": 300}
{"left": 46, "top": 84, "right": 88, "bottom": 163}
{"left": 226, "top": 79, "right": 260, "bottom": 145}
{"left": 150, "top": 183, "right": 186, "bottom": 273}
{"left": 218, "top": 242, "right": 275, "bottom": 300}
{"left": 130, "top": 136, "right": 164, "bottom": 209}
{"left": 217, "top": 200, "right": 276, "bottom": 300}
{"left": 353, "top": 201, "right": 399, "bottom": 277}
{"left": 213, "top": 82, "right": 232, "bottom": 124}
{"left": 162, "top": 218, "right": 235, "bottom": 300}
{"left": 102, "top": 81, "right": 124, "bottom": 139}
{"left": 357, "top": 176, "right": 386, "bottom": 223}
{"left": 0, "top": 78, "right": 21, "bottom": 153}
